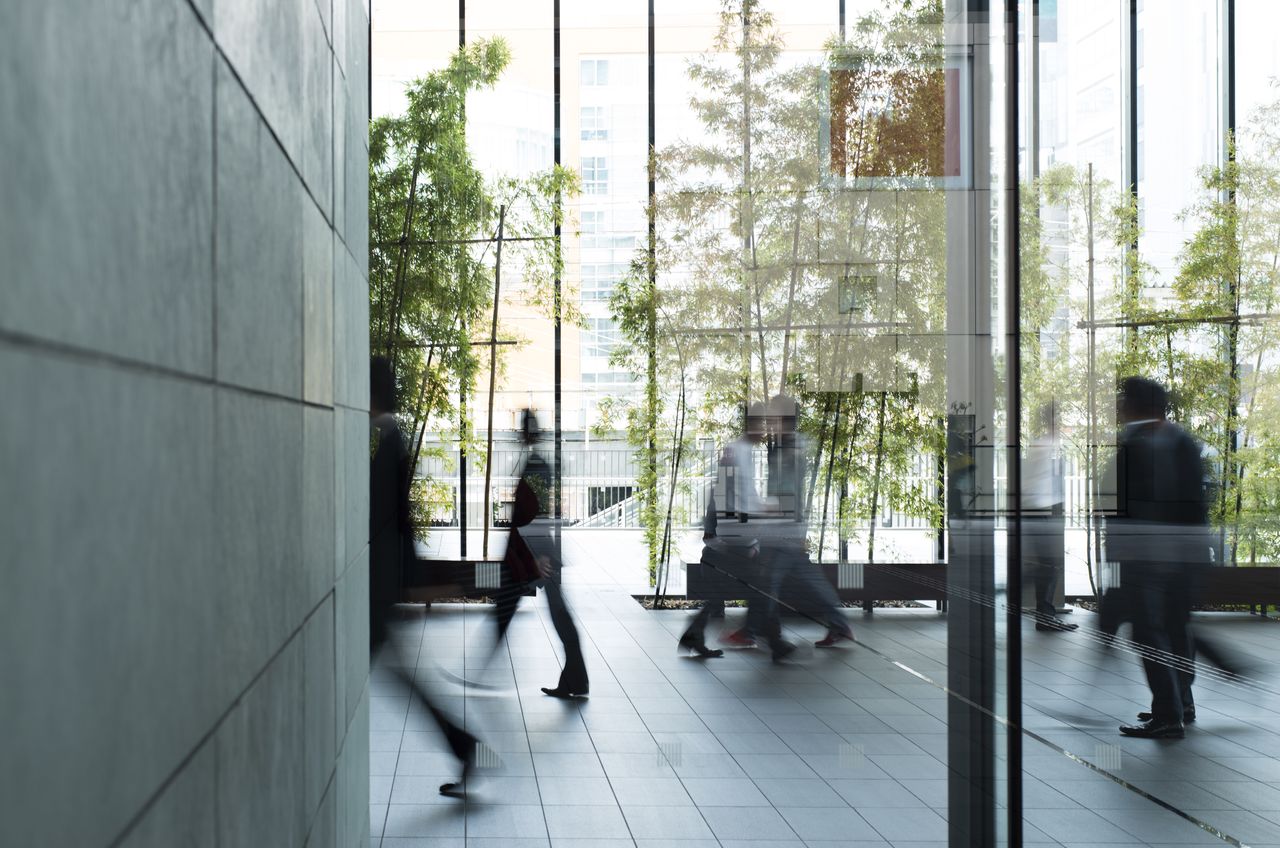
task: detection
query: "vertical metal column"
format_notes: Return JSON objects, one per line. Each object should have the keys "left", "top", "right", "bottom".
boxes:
{"left": 945, "top": 1, "right": 1000, "bottom": 845}
{"left": 647, "top": 0, "right": 657, "bottom": 541}
{"left": 458, "top": 0, "right": 468, "bottom": 559}
{"left": 553, "top": 0, "right": 563, "bottom": 521}
{"left": 1127, "top": 0, "right": 1138, "bottom": 197}
{"left": 1225, "top": 0, "right": 1235, "bottom": 143}
{"left": 1004, "top": 0, "right": 1024, "bottom": 844}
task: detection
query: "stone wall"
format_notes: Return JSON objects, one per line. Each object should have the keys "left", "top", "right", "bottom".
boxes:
{"left": 0, "top": 0, "right": 371, "bottom": 844}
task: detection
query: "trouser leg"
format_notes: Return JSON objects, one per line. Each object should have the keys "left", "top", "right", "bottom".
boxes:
{"left": 1133, "top": 576, "right": 1184, "bottom": 722}
{"left": 543, "top": 570, "right": 588, "bottom": 693}
{"left": 683, "top": 599, "right": 723, "bottom": 644}
{"left": 489, "top": 583, "right": 524, "bottom": 656}
{"left": 758, "top": 547, "right": 802, "bottom": 651}
{"left": 372, "top": 635, "right": 476, "bottom": 764}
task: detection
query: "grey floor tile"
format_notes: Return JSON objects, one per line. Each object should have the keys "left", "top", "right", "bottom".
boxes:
{"left": 542, "top": 804, "right": 631, "bottom": 839}
{"left": 858, "top": 806, "right": 948, "bottom": 842}
{"left": 779, "top": 807, "right": 881, "bottom": 842}
{"left": 717, "top": 732, "right": 793, "bottom": 755}
{"left": 527, "top": 732, "right": 597, "bottom": 753}
{"left": 621, "top": 805, "right": 715, "bottom": 840}
{"left": 1183, "top": 809, "right": 1280, "bottom": 844}
{"left": 609, "top": 777, "right": 694, "bottom": 807}
{"left": 866, "top": 756, "right": 947, "bottom": 780}
{"left": 699, "top": 806, "right": 799, "bottom": 841}
{"left": 599, "top": 752, "right": 677, "bottom": 778}
{"left": 537, "top": 775, "right": 618, "bottom": 805}
{"left": 465, "top": 775, "right": 542, "bottom": 806}
{"left": 391, "top": 775, "right": 464, "bottom": 805}
{"left": 532, "top": 752, "right": 606, "bottom": 778}
{"left": 754, "top": 777, "right": 849, "bottom": 808}
{"left": 1092, "top": 807, "right": 1224, "bottom": 845}
{"left": 1024, "top": 808, "right": 1146, "bottom": 844}
{"left": 464, "top": 804, "right": 547, "bottom": 839}
{"left": 669, "top": 753, "right": 749, "bottom": 779}
{"left": 735, "top": 753, "right": 819, "bottom": 779}
{"left": 681, "top": 777, "right": 770, "bottom": 807}
{"left": 829, "top": 778, "right": 928, "bottom": 808}
{"left": 382, "top": 805, "right": 465, "bottom": 838}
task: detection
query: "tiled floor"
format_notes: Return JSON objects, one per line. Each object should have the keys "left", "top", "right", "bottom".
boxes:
{"left": 371, "top": 532, "right": 1280, "bottom": 847}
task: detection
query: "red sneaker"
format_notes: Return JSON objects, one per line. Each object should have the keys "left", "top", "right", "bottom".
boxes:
{"left": 720, "top": 628, "right": 757, "bottom": 649}
{"left": 815, "top": 627, "right": 853, "bottom": 648}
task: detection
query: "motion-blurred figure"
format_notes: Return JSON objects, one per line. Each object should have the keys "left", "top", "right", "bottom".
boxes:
{"left": 511, "top": 410, "right": 589, "bottom": 699}
{"left": 680, "top": 403, "right": 769, "bottom": 655}
{"left": 1108, "top": 377, "right": 1207, "bottom": 739}
{"left": 1022, "top": 401, "right": 1077, "bottom": 632}
{"left": 765, "top": 394, "right": 852, "bottom": 648}
{"left": 369, "top": 357, "right": 477, "bottom": 796}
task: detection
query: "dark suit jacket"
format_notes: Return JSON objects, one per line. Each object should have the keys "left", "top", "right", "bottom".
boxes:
{"left": 370, "top": 412, "right": 414, "bottom": 646}
{"left": 1107, "top": 419, "right": 1210, "bottom": 567}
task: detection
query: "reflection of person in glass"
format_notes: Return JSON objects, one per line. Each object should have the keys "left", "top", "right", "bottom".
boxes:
{"left": 1108, "top": 377, "right": 1207, "bottom": 739}
{"left": 1022, "top": 402, "right": 1077, "bottom": 632}
{"left": 765, "top": 394, "right": 852, "bottom": 648}
{"left": 369, "top": 357, "right": 477, "bottom": 796}
{"left": 512, "top": 409, "right": 589, "bottom": 699}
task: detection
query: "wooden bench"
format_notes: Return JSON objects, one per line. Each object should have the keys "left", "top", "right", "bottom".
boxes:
{"left": 683, "top": 556, "right": 949, "bottom": 612}
{"left": 1199, "top": 566, "right": 1280, "bottom": 611}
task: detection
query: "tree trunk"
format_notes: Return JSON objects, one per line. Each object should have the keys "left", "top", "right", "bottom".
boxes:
{"left": 481, "top": 205, "right": 506, "bottom": 560}
{"left": 779, "top": 194, "right": 804, "bottom": 390}
{"left": 867, "top": 392, "right": 887, "bottom": 565}
{"left": 385, "top": 145, "right": 428, "bottom": 369}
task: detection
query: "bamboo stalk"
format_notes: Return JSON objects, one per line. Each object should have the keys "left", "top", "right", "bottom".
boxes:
{"left": 481, "top": 205, "right": 506, "bottom": 560}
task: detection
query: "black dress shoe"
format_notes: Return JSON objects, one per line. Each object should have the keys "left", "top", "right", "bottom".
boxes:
{"left": 1035, "top": 617, "right": 1079, "bottom": 632}
{"left": 541, "top": 686, "right": 588, "bottom": 699}
{"left": 1137, "top": 707, "right": 1196, "bottom": 724}
{"left": 439, "top": 751, "right": 474, "bottom": 797}
{"left": 679, "top": 635, "right": 724, "bottom": 658}
{"left": 1119, "top": 719, "right": 1184, "bottom": 739}
{"left": 771, "top": 641, "right": 798, "bottom": 663}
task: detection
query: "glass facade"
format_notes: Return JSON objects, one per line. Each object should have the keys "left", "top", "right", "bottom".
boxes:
{"left": 370, "top": 1, "right": 1280, "bottom": 845}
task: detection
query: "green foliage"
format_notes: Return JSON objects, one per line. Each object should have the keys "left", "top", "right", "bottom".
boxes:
{"left": 608, "top": 0, "right": 950, "bottom": 570}
{"left": 368, "top": 38, "right": 578, "bottom": 537}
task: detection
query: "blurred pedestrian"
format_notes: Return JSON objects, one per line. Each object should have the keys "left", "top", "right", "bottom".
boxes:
{"left": 369, "top": 356, "right": 478, "bottom": 795}
{"left": 511, "top": 410, "right": 590, "bottom": 699}
{"left": 1023, "top": 401, "right": 1077, "bottom": 632}
{"left": 1108, "top": 377, "right": 1207, "bottom": 739}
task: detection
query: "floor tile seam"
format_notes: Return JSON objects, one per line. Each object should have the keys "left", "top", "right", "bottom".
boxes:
{"left": 381, "top": 611, "right": 428, "bottom": 843}
{"left": 586, "top": 585, "right": 770, "bottom": 847}
{"left": 530, "top": 579, "right": 648, "bottom": 844}
{"left": 772, "top": 619, "right": 940, "bottom": 759}
{"left": 779, "top": 611, "right": 1254, "bottom": 846}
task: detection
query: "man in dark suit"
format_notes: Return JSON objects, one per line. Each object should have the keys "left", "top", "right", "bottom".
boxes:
{"left": 369, "top": 357, "right": 478, "bottom": 795}
{"left": 1109, "top": 377, "right": 1209, "bottom": 739}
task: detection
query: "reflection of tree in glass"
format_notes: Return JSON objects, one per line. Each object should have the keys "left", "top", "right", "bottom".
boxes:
{"left": 608, "top": 0, "right": 951, "bottom": 573}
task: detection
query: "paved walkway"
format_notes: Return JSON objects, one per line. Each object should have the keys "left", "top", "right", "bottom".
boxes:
{"left": 370, "top": 532, "right": 1280, "bottom": 847}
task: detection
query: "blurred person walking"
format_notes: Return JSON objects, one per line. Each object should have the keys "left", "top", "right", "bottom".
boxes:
{"left": 1108, "top": 377, "right": 1208, "bottom": 739}
{"left": 764, "top": 394, "right": 853, "bottom": 649}
{"left": 369, "top": 356, "right": 478, "bottom": 796}
{"left": 509, "top": 410, "right": 590, "bottom": 699}
{"left": 1023, "top": 401, "right": 1077, "bottom": 632}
